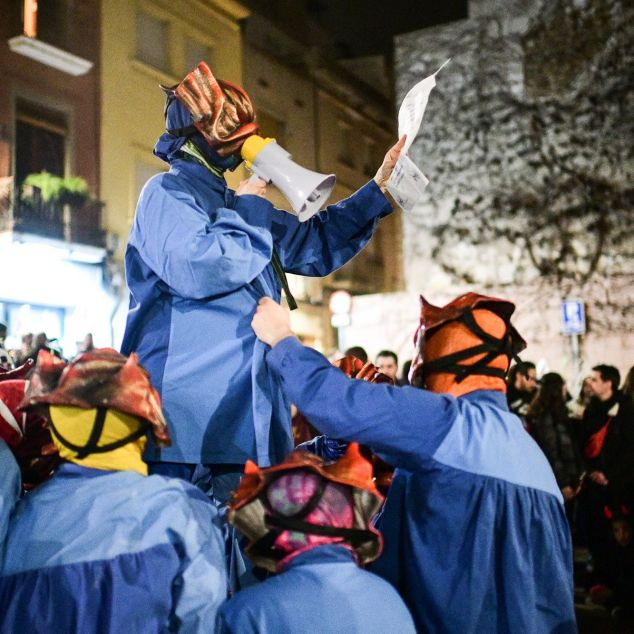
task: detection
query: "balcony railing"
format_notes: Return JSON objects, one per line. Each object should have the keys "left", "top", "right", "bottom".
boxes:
{"left": 0, "top": 177, "right": 106, "bottom": 248}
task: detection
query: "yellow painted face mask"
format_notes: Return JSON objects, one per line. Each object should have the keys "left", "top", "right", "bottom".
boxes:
{"left": 48, "top": 406, "right": 148, "bottom": 476}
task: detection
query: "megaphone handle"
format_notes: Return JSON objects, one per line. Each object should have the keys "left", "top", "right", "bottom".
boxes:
{"left": 249, "top": 173, "right": 270, "bottom": 184}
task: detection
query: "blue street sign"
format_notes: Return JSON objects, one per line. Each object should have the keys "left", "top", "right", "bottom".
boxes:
{"left": 562, "top": 300, "right": 585, "bottom": 335}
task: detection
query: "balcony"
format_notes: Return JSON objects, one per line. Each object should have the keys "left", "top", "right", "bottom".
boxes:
{"left": 0, "top": 176, "right": 107, "bottom": 261}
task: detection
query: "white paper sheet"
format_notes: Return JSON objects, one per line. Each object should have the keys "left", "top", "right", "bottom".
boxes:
{"left": 387, "top": 59, "right": 450, "bottom": 212}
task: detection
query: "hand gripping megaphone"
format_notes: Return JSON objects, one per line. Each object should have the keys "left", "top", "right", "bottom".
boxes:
{"left": 241, "top": 135, "right": 336, "bottom": 222}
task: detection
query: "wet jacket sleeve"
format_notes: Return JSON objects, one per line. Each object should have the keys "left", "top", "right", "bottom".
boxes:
{"left": 174, "top": 490, "right": 228, "bottom": 633}
{"left": 266, "top": 337, "right": 458, "bottom": 469}
{"left": 271, "top": 180, "right": 393, "bottom": 276}
{"left": 133, "top": 180, "right": 276, "bottom": 299}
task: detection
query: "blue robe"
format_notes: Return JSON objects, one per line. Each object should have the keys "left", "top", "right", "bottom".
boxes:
{"left": 266, "top": 338, "right": 577, "bottom": 633}
{"left": 217, "top": 545, "right": 416, "bottom": 633}
{"left": 121, "top": 158, "right": 392, "bottom": 466}
{"left": 0, "top": 440, "right": 20, "bottom": 569}
{"left": 0, "top": 464, "right": 226, "bottom": 633}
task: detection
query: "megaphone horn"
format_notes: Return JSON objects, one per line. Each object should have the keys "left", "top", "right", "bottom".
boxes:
{"left": 241, "top": 136, "right": 336, "bottom": 222}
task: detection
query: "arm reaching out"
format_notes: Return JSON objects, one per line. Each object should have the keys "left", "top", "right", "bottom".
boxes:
{"left": 251, "top": 297, "right": 294, "bottom": 347}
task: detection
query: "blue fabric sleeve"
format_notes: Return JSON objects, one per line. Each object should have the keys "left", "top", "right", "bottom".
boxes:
{"left": 173, "top": 489, "right": 228, "bottom": 632}
{"left": 0, "top": 441, "right": 20, "bottom": 564}
{"left": 266, "top": 338, "right": 458, "bottom": 469}
{"left": 297, "top": 435, "right": 349, "bottom": 461}
{"left": 133, "top": 179, "right": 275, "bottom": 299}
{"left": 272, "top": 181, "right": 393, "bottom": 276}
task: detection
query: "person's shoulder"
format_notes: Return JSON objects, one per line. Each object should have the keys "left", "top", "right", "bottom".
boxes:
{"left": 140, "top": 474, "right": 214, "bottom": 505}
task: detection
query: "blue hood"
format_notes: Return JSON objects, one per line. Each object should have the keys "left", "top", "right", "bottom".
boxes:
{"left": 153, "top": 98, "right": 241, "bottom": 170}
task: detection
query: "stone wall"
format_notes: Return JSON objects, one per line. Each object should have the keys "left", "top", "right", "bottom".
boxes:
{"left": 346, "top": 0, "right": 634, "bottom": 385}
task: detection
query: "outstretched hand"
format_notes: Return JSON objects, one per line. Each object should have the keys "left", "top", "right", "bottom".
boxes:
{"left": 251, "top": 297, "right": 294, "bottom": 347}
{"left": 373, "top": 134, "right": 407, "bottom": 193}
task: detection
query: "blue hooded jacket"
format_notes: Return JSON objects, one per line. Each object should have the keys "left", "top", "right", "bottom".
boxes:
{"left": 265, "top": 337, "right": 577, "bottom": 633}
{"left": 0, "top": 440, "right": 20, "bottom": 569}
{"left": 0, "top": 464, "right": 226, "bottom": 633}
{"left": 217, "top": 545, "right": 416, "bottom": 633}
{"left": 121, "top": 100, "right": 393, "bottom": 466}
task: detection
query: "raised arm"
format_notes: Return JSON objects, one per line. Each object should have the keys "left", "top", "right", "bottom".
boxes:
{"left": 252, "top": 298, "right": 457, "bottom": 469}
{"left": 272, "top": 136, "right": 406, "bottom": 276}
{"left": 130, "top": 175, "right": 276, "bottom": 299}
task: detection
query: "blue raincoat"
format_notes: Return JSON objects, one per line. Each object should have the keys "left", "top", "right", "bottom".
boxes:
{"left": 0, "top": 440, "right": 20, "bottom": 568}
{"left": 121, "top": 156, "right": 392, "bottom": 467}
{"left": 217, "top": 544, "right": 416, "bottom": 633}
{"left": 266, "top": 338, "right": 577, "bottom": 633}
{"left": 0, "top": 464, "right": 226, "bottom": 633}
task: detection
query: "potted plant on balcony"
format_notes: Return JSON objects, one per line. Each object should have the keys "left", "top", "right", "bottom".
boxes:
{"left": 21, "top": 171, "right": 64, "bottom": 203}
{"left": 22, "top": 172, "right": 90, "bottom": 207}
{"left": 59, "top": 175, "right": 90, "bottom": 207}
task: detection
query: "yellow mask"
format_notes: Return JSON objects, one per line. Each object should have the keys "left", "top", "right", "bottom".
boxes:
{"left": 49, "top": 405, "right": 148, "bottom": 476}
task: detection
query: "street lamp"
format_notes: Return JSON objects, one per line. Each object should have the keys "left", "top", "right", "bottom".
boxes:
{"left": 329, "top": 289, "right": 352, "bottom": 351}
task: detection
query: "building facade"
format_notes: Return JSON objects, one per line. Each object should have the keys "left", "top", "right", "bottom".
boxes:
{"left": 101, "top": 0, "right": 251, "bottom": 343}
{"left": 242, "top": 12, "right": 402, "bottom": 352}
{"left": 0, "top": 0, "right": 110, "bottom": 357}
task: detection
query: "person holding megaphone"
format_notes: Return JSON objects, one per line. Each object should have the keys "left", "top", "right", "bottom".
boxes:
{"left": 120, "top": 61, "right": 404, "bottom": 522}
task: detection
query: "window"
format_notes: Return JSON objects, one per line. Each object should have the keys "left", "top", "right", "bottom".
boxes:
{"left": 336, "top": 121, "right": 354, "bottom": 167}
{"left": 36, "top": 0, "right": 71, "bottom": 50}
{"left": 15, "top": 100, "right": 67, "bottom": 188}
{"left": 184, "top": 38, "right": 213, "bottom": 75}
{"left": 136, "top": 10, "right": 169, "bottom": 72}
{"left": 0, "top": 301, "right": 65, "bottom": 349}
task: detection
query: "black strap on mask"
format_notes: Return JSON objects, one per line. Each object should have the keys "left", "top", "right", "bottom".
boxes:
{"left": 166, "top": 124, "right": 198, "bottom": 138}
{"left": 247, "top": 472, "right": 372, "bottom": 563}
{"left": 49, "top": 407, "right": 150, "bottom": 460}
{"left": 422, "top": 309, "right": 521, "bottom": 383}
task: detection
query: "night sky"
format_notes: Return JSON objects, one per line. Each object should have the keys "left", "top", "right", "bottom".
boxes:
{"left": 303, "top": 0, "right": 468, "bottom": 58}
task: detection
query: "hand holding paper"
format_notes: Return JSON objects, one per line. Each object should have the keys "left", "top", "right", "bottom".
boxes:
{"left": 374, "top": 135, "right": 407, "bottom": 193}
{"left": 386, "top": 59, "right": 450, "bottom": 212}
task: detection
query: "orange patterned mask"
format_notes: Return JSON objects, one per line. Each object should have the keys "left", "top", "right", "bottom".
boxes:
{"left": 169, "top": 61, "right": 258, "bottom": 156}
{"left": 409, "top": 293, "right": 526, "bottom": 397}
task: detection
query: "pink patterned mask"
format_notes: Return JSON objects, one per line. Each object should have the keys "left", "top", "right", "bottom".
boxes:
{"left": 266, "top": 470, "right": 355, "bottom": 570}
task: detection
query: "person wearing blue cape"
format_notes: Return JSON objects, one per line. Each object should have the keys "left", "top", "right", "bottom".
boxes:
{"left": 120, "top": 61, "right": 404, "bottom": 516}
{"left": 251, "top": 292, "right": 577, "bottom": 633}
{"left": 0, "top": 350, "right": 226, "bottom": 632}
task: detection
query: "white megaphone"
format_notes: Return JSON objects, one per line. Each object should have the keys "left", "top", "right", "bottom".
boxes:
{"left": 241, "top": 135, "right": 335, "bottom": 222}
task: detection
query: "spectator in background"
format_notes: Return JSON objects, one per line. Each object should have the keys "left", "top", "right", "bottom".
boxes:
{"left": 26, "top": 332, "right": 61, "bottom": 363}
{"left": 506, "top": 361, "right": 538, "bottom": 420}
{"left": 527, "top": 373, "right": 581, "bottom": 506}
{"left": 588, "top": 505, "right": 634, "bottom": 626}
{"left": 398, "top": 359, "right": 412, "bottom": 387}
{"left": 569, "top": 376, "right": 593, "bottom": 420}
{"left": 0, "top": 323, "right": 10, "bottom": 370}
{"left": 595, "top": 366, "right": 634, "bottom": 509}
{"left": 345, "top": 346, "right": 368, "bottom": 364}
{"left": 375, "top": 350, "right": 398, "bottom": 382}
{"left": 579, "top": 364, "right": 622, "bottom": 559}
{"left": 13, "top": 333, "right": 34, "bottom": 367}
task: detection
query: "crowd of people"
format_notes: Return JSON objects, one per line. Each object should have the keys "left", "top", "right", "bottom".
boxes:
{"left": 0, "top": 60, "right": 629, "bottom": 632}
{"left": 502, "top": 360, "right": 634, "bottom": 623}
{"left": 0, "top": 328, "right": 95, "bottom": 370}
